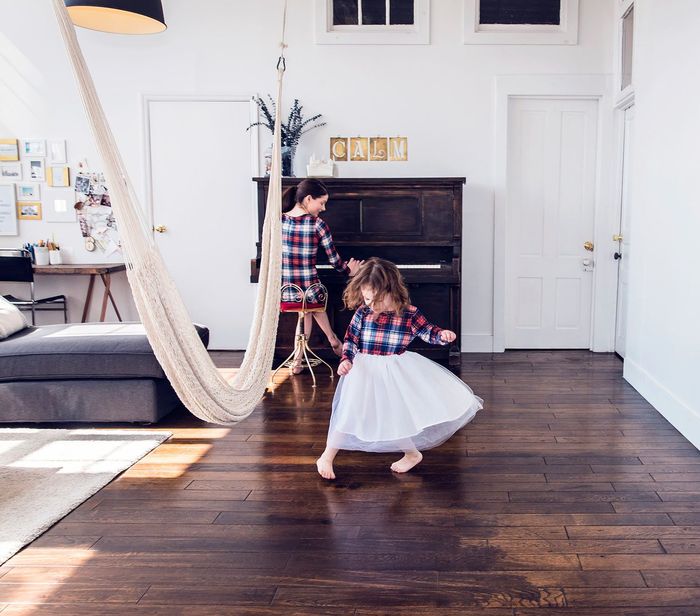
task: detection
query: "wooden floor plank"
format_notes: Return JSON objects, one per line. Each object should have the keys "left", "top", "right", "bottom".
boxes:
{"left": 2, "top": 350, "right": 698, "bottom": 612}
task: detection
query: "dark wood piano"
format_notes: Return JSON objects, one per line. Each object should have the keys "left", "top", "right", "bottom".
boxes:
{"left": 250, "top": 177, "right": 465, "bottom": 367}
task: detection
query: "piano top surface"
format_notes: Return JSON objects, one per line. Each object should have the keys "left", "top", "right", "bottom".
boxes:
{"left": 254, "top": 176, "right": 466, "bottom": 186}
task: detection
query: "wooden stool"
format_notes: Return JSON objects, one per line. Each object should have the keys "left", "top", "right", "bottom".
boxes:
{"left": 270, "top": 283, "right": 334, "bottom": 388}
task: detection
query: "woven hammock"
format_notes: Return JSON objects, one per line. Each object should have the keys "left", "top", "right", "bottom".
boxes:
{"left": 51, "top": 0, "right": 286, "bottom": 424}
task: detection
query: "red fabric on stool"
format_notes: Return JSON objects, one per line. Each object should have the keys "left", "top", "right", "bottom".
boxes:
{"left": 280, "top": 301, "right": 325, "bottom": 313}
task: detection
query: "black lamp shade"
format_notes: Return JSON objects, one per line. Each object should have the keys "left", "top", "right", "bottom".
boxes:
{"left": 65, "top": 0, "right": 167, "bottom": 34}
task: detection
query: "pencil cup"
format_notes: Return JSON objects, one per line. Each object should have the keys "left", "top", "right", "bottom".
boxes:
{"left": 34, "top": 247, "right": 49, "bottom": 266}
{"left": 49, "top": 250, "right": 62, "bottom": 265}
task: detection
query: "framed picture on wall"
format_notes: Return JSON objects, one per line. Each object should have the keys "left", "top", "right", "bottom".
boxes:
{"left": 0, "top": 139, "right": 19, "bottom": 161}
{"left": 16, "top": 183, "right": 40, "bottom": 201}
{"left": 48, "top": 139, "right": 67, "bottom": 164}
{"left": 48, "top": 165, "right": 70, "bottom": 187}
{"left": 22, "top": 139, "right": 46, "bottom": 157}
{"left": 17, "top": 202, "right": 42, "bottom": 220}
{"left": 43, "top": 187, "right": 77, "bottom": 223}
{"left": 0, "top": 183, "right": 18, "bottom": 235}
{"left": 27, "top": 158, "right": 45, "bottom": 181}
{"left": 0, "top": 162, "right": 22, "bottom": 180}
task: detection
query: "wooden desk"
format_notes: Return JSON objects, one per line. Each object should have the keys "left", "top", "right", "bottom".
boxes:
{"left": 33, "top": 263, "right": 126, "bottom": 322}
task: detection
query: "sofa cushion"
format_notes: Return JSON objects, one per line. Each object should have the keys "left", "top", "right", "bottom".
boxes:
{"left": 0, "top": 296, "right": 28, "bottom": 340}
{"left": 0, "top": 322, "right": 209, "bottom": 382}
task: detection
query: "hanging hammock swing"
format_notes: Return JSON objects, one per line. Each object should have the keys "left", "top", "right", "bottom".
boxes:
{"left": 51, "top": 0, "right": 288, "bottom": 425}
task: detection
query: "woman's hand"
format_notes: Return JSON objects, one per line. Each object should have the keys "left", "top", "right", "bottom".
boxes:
{"left": 347, "top": 258, "right": 365, "bottom": 277}
{"left": 337, "top": 359, "right": 353, "bottom": 376}
{"left": 440, "top": 329, "right": 456, "bottom": 343}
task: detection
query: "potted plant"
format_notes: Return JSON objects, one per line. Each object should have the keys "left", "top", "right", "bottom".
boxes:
{"left": 248, "top": 95, "right": 326, "bottom": 176}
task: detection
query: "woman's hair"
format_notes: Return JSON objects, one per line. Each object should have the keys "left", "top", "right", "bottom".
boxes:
{"left": 282, "top": 178, "right": 329, "bottom": 213}
{"left": 343, "top": 257, "right": 410, "bottom": 312}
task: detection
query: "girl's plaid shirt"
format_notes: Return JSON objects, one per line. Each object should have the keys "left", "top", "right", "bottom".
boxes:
{"left": 341, "top": 305, "right": 446, "bottom": 363}
{"left": 282, "top": 213, "right": 349, "bottom": 301}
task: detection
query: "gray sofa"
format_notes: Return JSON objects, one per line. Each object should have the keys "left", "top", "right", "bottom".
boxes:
{"left": 0, "top": 322, "right": 209, "bottom": 423}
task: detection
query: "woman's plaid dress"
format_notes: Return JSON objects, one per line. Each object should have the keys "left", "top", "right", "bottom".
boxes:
{"left": 282, "top": 213, "right": 349, "bottom": 303}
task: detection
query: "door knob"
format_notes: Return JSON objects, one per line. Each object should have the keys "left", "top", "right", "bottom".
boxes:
{"left": 153, "top": 225, "right": 167, "bottom": 233}
{"left": 613, "top": 234, "right": 623, "bottom": 242}
{"left": 583, "top": 241, "right": 594, "bottom": 252}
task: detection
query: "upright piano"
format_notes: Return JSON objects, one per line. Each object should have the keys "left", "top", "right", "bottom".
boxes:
{"left": 250, "top": 177, "right": 465, "bottom": 366}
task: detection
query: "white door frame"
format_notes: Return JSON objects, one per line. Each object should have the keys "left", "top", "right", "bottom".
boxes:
{"left": 613, "top": 103, "right": 635, "bottom": 357}
{"left": 493, "top": 75, "right": 616, "bottom": 352}
{"left": 141, "top": 94, "right": 260, "bottom": 232}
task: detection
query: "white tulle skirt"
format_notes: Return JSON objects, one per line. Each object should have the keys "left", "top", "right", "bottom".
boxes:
{"left": 327, "top": 351, "right": 482, "bottom": 453}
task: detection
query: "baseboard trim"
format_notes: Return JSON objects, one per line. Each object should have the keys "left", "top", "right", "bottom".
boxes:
{"left": 461, "top": 334, "right": 494, "bottom": 353}
{"left": 624, "top": 358, "right": 700, "bottom": 451}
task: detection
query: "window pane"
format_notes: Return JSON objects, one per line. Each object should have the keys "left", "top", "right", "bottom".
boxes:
{"left": 362, "top": 0, "right": 387, "bottom": 25}
{"left": 479, "top": 0, "right": 561, "bottom": 25}
{"left": 390, "top": 0, "right": 414, "bottom": 24}
{"left": 621, "top": 6, "right": 634, "bottom": 90}
{"left": 333, "top": 0, "right": 358, "bottom": 25}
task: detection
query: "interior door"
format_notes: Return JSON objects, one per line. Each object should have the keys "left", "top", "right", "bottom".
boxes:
{"left": 147, "top": 98, "right": 256, "bottom": 350}
{"left": 614, "top": 105, "right": 635, "bottom": 358}
{"left": 505, "top": 97, "right": 599, "bottom": 348}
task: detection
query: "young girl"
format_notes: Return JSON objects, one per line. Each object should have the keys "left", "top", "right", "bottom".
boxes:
{"left": 282, "top": 179, "right": 362, "bottom": 372}
{"left": 316, "top": 257, "right": 483, "bottom": 479}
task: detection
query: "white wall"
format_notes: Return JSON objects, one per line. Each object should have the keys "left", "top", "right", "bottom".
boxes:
{"left": 622, "top": 0, "right": 700, "bottom": 448}
{"left": 0, "top": 0, "right": 614, "bottom": 340}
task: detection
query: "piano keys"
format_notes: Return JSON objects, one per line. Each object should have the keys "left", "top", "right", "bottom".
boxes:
{"left": 251, "top": 177, "right": 465, "bottom": 366}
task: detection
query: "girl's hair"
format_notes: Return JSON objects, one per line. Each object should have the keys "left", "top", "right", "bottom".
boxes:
{"left": 281, "top": 178, "right": 329, "bottom": 213}
{"left": 343, "top": 257, "right": 410, "bottom": 312}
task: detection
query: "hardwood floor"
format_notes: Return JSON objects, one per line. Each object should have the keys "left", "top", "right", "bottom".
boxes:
{"left": 1, "top": 350, "right": 700, "bottom": 614}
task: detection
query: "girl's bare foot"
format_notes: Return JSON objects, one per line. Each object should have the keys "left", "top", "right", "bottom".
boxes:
{"left": 316, "top": 455, "right": 336, "bottom": 480}
{"left": 390, "top": 451, "right": 423, "bottom": 473}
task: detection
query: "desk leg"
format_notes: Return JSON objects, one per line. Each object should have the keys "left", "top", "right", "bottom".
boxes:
{"left": 99, "top": 273, "right": 122, "bottom": 322}
{"left": 81, "top": 274, "right": 96, "bottom": 322}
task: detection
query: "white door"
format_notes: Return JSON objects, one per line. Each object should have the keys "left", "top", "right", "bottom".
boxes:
{"left": 505, "top": 98, "right": 598, "bottom": 348}
{"left": 614, "top": 105, "right": 635, "bottom": 358}
{"left": 147, "top": 98, "right": 256, "bottom": 350}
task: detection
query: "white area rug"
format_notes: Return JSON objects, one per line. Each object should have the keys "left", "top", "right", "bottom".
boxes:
{"left": 0, "top": 428, "right": 170, "bottom": 564}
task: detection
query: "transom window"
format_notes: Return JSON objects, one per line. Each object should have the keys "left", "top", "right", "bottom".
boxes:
{"left": 464, "top": 0, "right": 578, "bottom": 45}
{"left": 620, "top": 5, "right": 634, "bottom": 90}
{"left": 479, "top": 0, "right": 561, "bottom": 26}
{"left": 332, "top": 0, "right": 415, "bottom": 26}
{"left": 316, "top": 0, "right": 429, "bottom": 45}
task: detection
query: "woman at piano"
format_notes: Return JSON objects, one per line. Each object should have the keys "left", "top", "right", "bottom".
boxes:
{"left": 316, "top": 257, "right": 483, "bottom": 479}
{"left": 282, "top": 179, "right": 363, "bottom": 373}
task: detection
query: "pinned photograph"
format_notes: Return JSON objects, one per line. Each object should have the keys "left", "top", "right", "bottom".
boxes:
{"left": 28, "top": 158, "right": 45, "bottom": 181}
{"left": 0, "top": 139, "right": 19, "bottom": 161}
{"left": 16, "top": 183, "right": 40, "bottom": 201}
{"left": 22, "top": 139, "right": 46, "bottom": 157}
{"left": 0, "top": 162, "right": 22, "bottom": 180}
{"left": 48, "top": 139, "right": 67, "bottom": 164}
{"left": 74, "top": 174, "right": 91, "bottom": 194}
{"left": 17, "top": 202, "right": 42, "bottom": 220}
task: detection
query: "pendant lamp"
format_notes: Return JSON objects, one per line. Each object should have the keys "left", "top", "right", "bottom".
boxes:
{"left": 64, "top": 0, "right": 167, "bottom": 34}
